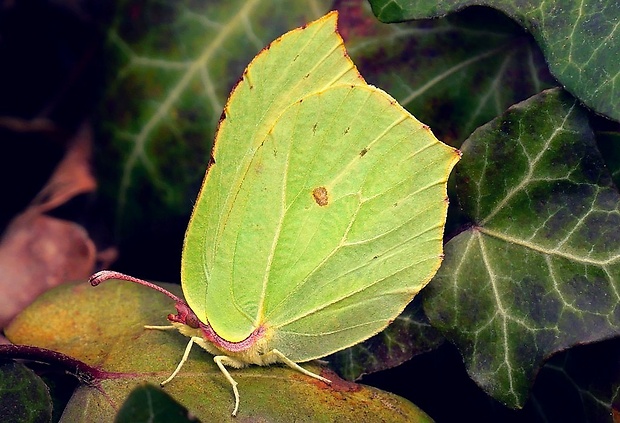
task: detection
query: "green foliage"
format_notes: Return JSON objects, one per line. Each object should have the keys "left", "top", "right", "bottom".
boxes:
{"left": 425, "top": 88, "right": 620, "bottom": 408}
{"left": 98, "top": 0, "right": 334, "bottom": 237}
{"left": 344, "top": 5, "right": 557, "bottom": 146}
{"left": 0, "top": 361, "right": 52, "bottom": 423}
{"left": 5, "top": 282, "right": 432, "bottom": 422}
{"left": 369, "top": 0, "right": 620, "bottom": 121}
{"left": 115, "top": 385, "right": 199, "bottom": 423}
{"left": 2, "top": 0, "right": 619, "bottom": 421}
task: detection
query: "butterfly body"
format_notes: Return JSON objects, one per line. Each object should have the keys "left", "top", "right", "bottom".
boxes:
{"left": 167, "top": 302, "right": 273, "bottom": 364}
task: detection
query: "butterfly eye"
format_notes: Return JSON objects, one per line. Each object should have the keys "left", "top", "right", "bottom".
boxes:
{"left": 185, "top": 313, "right": 200, "bottom": 329}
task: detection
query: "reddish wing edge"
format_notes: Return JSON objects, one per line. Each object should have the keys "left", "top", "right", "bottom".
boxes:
{"left": 89, "top": 271, "right": 264, "bottom": 353}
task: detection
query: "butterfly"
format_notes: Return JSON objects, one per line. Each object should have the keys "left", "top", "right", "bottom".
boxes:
{"left": 90, "top": 11, "right": 460, "bottom": 416}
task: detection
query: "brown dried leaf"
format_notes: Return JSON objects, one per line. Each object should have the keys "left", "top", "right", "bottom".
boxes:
{"left": 0, "top": 213, "right": 96, "bottom": 327}
{"left": 30, "top": 123, "right": 96, "bottom": 213}
{"left": 0, "top": 122, "right": 99, "bottom": 328}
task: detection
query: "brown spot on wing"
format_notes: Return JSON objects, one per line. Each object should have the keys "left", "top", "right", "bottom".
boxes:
{"left": 312, "top": 186, "right": 329, "bottom": 206}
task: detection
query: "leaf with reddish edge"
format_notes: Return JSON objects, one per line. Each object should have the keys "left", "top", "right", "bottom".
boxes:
{"left": 5, "top": 280, "right": 433, "bottom": 422}
{"left": 0, "top": 344, "right": 123, "bottom": 385}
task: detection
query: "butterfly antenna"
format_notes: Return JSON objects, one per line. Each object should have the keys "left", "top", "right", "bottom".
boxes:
{"left": 89, "top": 270, "right": 185, "bottom": 304}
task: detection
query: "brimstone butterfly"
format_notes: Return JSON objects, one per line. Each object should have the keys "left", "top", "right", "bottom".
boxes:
{"left": 90, "top": 11, "right": 460, "bottom": 416}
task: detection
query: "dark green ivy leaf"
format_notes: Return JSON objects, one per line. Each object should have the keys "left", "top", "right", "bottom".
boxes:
{"left": 0, "top": 361, "right": 52, "bottom": 423}
{"left": 424, "top": 88, "right": 620, "bottom": 408}
{"left": 368, "top": 0, "right": 620, "bottom": 121}
{"left": 328, "top": 297, "right": 444, "bottom": 381}
{"left": 115, "top": 384, "right": 198, "bottom": 423}
{"left": 345, "top": 3, "right": 556, "bottom": 147}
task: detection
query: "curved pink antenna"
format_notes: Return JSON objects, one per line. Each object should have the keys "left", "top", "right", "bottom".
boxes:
{"left": 89, "top": 270, "right": 186, "bottom": 304}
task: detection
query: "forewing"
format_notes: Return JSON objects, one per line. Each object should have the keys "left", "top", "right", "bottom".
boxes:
{"left": 181, "top": 12, "right": 364, "bottom": 342}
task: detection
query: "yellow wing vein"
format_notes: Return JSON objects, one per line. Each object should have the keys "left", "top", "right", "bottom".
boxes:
{"left": 280, "top": 319, "right": 390, "bottom": 337}
{"left": 344, "top": 182, "right": 448, "bottom": 246}
{"left": 255, "top": 115, "right": 297, "bottom": 325}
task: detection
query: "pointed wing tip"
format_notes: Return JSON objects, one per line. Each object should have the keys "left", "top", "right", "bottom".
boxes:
{"left": 320, "top": 10, "right": 338, "bottom": 23}
{"left": 300, "top": 11, "right": 338, "bottom": 32}
{"left": 305, "top": 11, "right": 340, "bottom": 35}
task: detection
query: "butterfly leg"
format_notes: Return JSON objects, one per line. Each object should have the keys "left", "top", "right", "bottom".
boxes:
{"left": 213, "top": 355, "right": 246, "bottom": 416}
{"left": 271, "top": 349, "right": 331, "bottom": 384}
{"left": 144, "top": 325, "right": 176, "bottom": 330}
{"left": 159, "top": 336, "right": 202, "bottom": 386}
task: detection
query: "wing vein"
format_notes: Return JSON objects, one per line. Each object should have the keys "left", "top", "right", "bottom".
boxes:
{"left": 255, "top": 121, "right": 295, "bottom": 324}
{"left": 274, "top": 226, "right": 441, "bottom": 329}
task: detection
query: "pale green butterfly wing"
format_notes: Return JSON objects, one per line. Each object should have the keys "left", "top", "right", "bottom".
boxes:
{"left": 260, "top": 84, "right": 459, "bottom": 361}
{"left": 182, "top": 11, "right": 460, "bottom": 356}
{"left": 181, "top": 11, "right": 364, "bottom": 341}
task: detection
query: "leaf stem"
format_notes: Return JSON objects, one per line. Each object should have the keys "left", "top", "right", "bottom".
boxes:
{"left": 0, "top": 344, "right": 126, "bottom": 384}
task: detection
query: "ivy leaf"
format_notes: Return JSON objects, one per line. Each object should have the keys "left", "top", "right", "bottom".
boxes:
{"left": 328, "top": 296, "right": 444, "bottom": 381}
{"left": 424, "top": 88, "right": 620, "bottom": 408}
{"left": 115, "top": 384, "right": 198, "bottom": 423}
{"left": 343, "top": 3, "right": 556, "bottom": 146}
{"left": 368, "top": 0, "right": 620, "bottom": 121}
{"left": 0, "top": 361, "right": 52, "bottom": 423}
{"left": 5, "top": 281, "right": 432, "bottom": 421}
